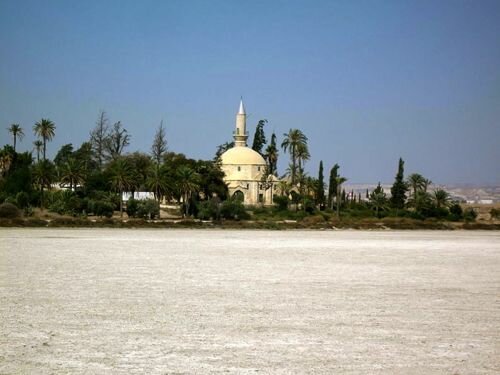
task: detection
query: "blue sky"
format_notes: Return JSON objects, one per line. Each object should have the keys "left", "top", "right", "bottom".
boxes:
{"left": 1, "top": 0, "right": 499, "bottom": 184}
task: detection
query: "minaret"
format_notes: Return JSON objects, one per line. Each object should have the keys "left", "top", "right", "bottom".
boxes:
{"left": 233, "top": 98, "right": 247, "bottom": 147}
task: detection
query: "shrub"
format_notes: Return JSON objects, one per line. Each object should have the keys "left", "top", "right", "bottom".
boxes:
{"left": 463, "top": 208, "right": 477, "bottom": 222}
{"left": 301, "top": 214, "right": 327, "bottom": 226}
{"left": 220, "top": 199, "right": 250, "bottom": 220}
{"left": 46, "top": 190, "right": 83, "bottom": 216}
{"left": 15, "top": 192, "right": 30, "bottom": 209}
{"left": 273, "top": 195, "right": 289, "bottom": 211}
{"left": 136, "top": 199, "right": 160, "bottom": 219}
{"left": 448, "top": 203, "right": 463, "bottom": 221}
{"left": 197, "top": 200, "right": 219, "bottom": 220}
{"left": 490, "top": 208, "right": 500, "bottom": 220}
{"left": 4, "top": 196, "right": 17, "bottom": 205}
{"left": 66, "top": 195, "right": 83, "bottom": 215}
{"left": 94, "top": 200, "right": 114, "bottom": 218}
{"left": 49, "top": 199, "right": 66, "bottom": 215}
{"left": 24, "top": 206, "right": 34, "bottom": 217}
{"left": 0, "top": 202, "right": 21, "bottom": 218}
{"left": 126, "top": 198, "right": 138, "bottom": 218}
{"left": 303, "top": 197, "right": 316, "bottom": 214}
{"left": 344, "top": 208, "right": 374, "bottom": 218}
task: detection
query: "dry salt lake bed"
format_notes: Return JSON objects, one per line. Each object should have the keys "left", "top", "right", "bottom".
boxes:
{"left": 1, "top": 229, "right": 499, "bottom": 374}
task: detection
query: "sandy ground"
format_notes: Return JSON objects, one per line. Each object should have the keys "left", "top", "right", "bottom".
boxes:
{"left": 0, "top": 229, "right": 499, "bottom": 374}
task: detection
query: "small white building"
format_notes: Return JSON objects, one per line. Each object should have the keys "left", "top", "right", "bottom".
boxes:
{"left": 122, "top": 191, "right": 155, "bottom": 201}
{"left": 220, "top": 100, "right": 278, "bottom": 206}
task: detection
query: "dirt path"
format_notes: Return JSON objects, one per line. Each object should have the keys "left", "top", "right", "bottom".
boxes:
{"left": 1, "top": 229, "right": 499, "bottom": 374}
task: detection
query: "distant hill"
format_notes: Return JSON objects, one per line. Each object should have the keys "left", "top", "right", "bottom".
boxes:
{"left": 344, "top": 184, "right": 500, "bottom": 204}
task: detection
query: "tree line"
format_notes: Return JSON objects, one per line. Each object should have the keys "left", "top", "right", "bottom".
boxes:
{"left": 1, "top": 112, "right": 475, "bottom": 222}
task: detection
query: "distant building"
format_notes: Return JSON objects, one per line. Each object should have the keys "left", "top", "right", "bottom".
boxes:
{"left": 219, "top": 100, "right": 279, "bottom": 206}
{"left": 122, "top": 192, "right": 155, "bottom": 201}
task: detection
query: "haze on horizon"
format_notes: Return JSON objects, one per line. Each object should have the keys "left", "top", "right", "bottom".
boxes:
{"left": 0, "top": 0, "right": 499, "bottom": 185}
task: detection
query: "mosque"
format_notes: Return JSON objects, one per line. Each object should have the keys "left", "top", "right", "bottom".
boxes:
{"left": 219, "top": 100, "right": 279, "bottom": 206}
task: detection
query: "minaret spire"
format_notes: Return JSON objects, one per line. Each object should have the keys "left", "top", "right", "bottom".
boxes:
{"left": 238, "top": 97, "right": 245, "bottom": 115}
{"left": 233, "top": 98, "right": 248, "bottom": 147}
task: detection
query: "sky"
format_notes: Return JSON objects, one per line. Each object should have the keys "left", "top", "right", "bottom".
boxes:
{"left": 0, "top": 0, "right": 499, "bottom": 185}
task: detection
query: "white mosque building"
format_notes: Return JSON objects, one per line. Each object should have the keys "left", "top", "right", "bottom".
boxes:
{"left": 220, "top": 100, "right": 279, "bottom": 206}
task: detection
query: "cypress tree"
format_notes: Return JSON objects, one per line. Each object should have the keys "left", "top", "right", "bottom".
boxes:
{"left": 264, "top": 133, "right": 278, "bottom": 175}
{"left": 316, "top": 161, "right": 325, "bottom": 207}
{"left": 390, "top": 157, "right": 408, "bottom": 209}
{"left": 252, "top": 119, "right": 267, "bottom": 155}
{"left": 327, "top": 163, "right": 339, "bottom": 209}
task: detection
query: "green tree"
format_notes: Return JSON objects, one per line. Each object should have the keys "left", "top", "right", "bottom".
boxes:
{"left": 146, "top": 164, "right": 172, "bottom": 203}
{"left": 33, "top": 140, "right": 43, "bottom": 162}
{"left": 433, "top": 189, "right": 451, "bottom": 209}
{"left": 124, "top": 152, "right": 152, "bottom": 191}
{"left": 316, "top": 161, "right": 326, "bottom": 207}
{"left": 281, "top": 129, "right": 308, "bottom": 184}
{"left": 0, "top": 148, "right": 32, "bottom": 196}
{"left": 54, "top": 144, "right": 74, "bottom": 167}
{"left": 176, "top": 166, "right": 200, "bottom": 217}
{"left": 390, "top": 158, "right": 408, "bottom": 209}
{"left": 327, "top": 164, "right": 339, "bottom": 209}
{"left": 73, "top": 142, "right": 97, "bottom": 171}
{"left": 195, "top": 160, "right": 228, "bottom": 202}
{"left": 59, "top": 158, "right": 85, "bottom": 191}
{"left": 335, "top": 176, "right": 347, "bottom": 219}
{"left": 407, "top": 173, "right": 425, "bottom": 202}
{"left": 108, "top": 158, "right": 134, "bottom": 217}
{"left": 296, "top": 142, "right": 310, "bottom": 179}
{"left": 370, "top": 183, "right": 388, "bottom": 218}
{"left": 8, "top": 124, "right": 24, "bottom": 152}
{"left": 252, "top": 119, "right": 267, "bottom": 155}
{"left": 264, "top": 132, "right": 278, "bottom": 176}
{"left": 32, "top": 160, "right": 56, "bottom": 209}
{"left": 407, "top": 173, "right": 432, "bottom": 211}
{"left": 33, "top": 118, "right": 56, "bottom": 160}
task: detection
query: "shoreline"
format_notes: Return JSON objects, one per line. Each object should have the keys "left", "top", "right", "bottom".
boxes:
{"left": 1, "top": 217, "right": 499, "bottom": 230}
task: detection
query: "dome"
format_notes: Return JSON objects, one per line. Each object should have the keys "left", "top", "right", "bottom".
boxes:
{"left": 220, "top": 146, "right": 266, "bottom": 166}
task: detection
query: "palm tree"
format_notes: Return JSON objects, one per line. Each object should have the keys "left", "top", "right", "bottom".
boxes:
{"left": 59, "top": 159, "right": 85, "bottom": 191}
{"left": 33, "top": 140, "right": 43, "bottom": 162}
{"left": 422, "top": 178, "right": 432, "bottom": 193}
{"left": 277, "top": 180, "right": 291, "bottom": 197}
{"left": 32, "top": 160, "right": 56, "bottom": 210}
{"left": 8, "top": 124, "right": 24, "bottom": 152}
{"left": 304, "top": 176, "right": 317, "bottom": 199}
{"left": 146, "top": 165, "right": 172, "bottom": 203}
{"left": 296, "top": 142, "right": 310, "bottom": 171}
{"left": 407, "top": 173, "right": 426, "bottom": 208}
{"left": 335, "top": 176, "right": 347, "bottom": 219}
{"left": 33, "top": 119, "right": 56, "bottom": 160}
{"left": 176, "top": 166, "right": 200, "bottom": 217}
{"left": 108, "top": 158, "right": 135, "bottom": 217}
{"left": 433, "top": 189, "right": 451, "bottom": 209}
{"left": 264, "top": 133, "right": 278, "bottom": 176}
{"left": 370, "top": 183, "right": 388, "bottom": 218}
{"left": 281, "top": 129, "right": 308, "bottom": 184}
